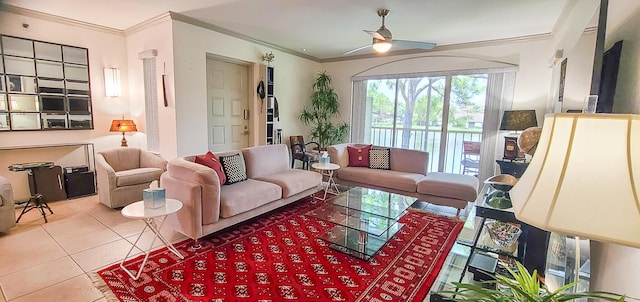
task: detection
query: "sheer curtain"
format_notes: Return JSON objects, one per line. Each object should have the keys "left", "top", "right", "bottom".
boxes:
{"left": 351, "top": 67, "right": 517, "bottom": 181}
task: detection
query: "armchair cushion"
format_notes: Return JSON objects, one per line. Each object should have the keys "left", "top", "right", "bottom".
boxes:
{"left": 115, "top": 167, "right": 164, "bottom": 186}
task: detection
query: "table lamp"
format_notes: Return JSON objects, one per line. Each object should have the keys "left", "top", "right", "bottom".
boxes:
{"left": 510, "top": 113, "right": 640, "bottom": 299}
{"left": 110, "top": 118, "right": 137, "bottom": 147}
{"left": 499, "top": 110, "right": 538, "bottom": 159}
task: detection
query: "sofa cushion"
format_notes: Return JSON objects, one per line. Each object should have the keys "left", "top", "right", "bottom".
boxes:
{"left": 115, "top": 168, "right": 164, "bottom": 187}
{"left": 417, "top": 172, "right": 479, "bottom": 201}
{"left": 219, "top": 179, "right": 282, "bottom": 218}
{"left": 338, "top": 167, "right": 423, "bottom": 192}
{"left": 242, "top": 144, "right": 289, "bottom": 179}
{"left": 369, "top": 148, "right": 391, "bottom": 170}
{"left": 195, "top": 151, "right": 226, "bottom": 185}
{"left": 347, "top": 145, "right": 372, "bottom": 167}
{"left": 255, "top": 169, "right": 322, "bottom": 198}
{"left": 220, "top": 153, "right": 247, "bottom": 184}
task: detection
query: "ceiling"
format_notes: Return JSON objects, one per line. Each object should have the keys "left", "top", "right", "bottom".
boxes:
{"left": 0, "top": 0, "right": 599, "bottom": 60}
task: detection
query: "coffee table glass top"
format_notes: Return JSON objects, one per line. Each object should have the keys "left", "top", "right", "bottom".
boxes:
{"left": 331, "top": 187, "right": 415, "bottom": 219}
{"left": 307, "top": 187, "right": 416, "bottom": 260}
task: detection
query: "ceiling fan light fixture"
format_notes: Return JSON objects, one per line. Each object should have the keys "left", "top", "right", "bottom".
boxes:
{"left": 372, "top": 39, "right": 392, "bottom": 53}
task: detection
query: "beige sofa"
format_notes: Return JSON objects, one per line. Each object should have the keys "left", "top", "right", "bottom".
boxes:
{"left": 0, "top": 175, "right": 16, "bottom": 233}
{"left": 327, "top": 143, "right": 479, "bottom": 213}
{"left": 96, "top": 148, "right": 168, "bottom": 208}
{"left": 161, "top": 144, "right": 322, "bottom": 240}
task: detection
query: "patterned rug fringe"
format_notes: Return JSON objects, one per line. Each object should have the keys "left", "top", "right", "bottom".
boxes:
{"left": 89, "top": 272, "right": 120, "bottom": 302}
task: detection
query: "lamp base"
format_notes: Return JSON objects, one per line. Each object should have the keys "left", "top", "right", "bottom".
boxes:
{"left": 590, "top": 241, "right": 640, "bottom": 300}
{"left": 121, "top": 132, "right": 128, "bottom": 147}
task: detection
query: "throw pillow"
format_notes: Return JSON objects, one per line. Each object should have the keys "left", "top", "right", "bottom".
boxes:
{"left": 369, "top": 148, "right": 391, "bottom": 170}
{"left": 219, "top": 153, "right": 248, "bottom": 184}
{"left": 195, "top": 151, "right": 227, "bottom": 185}
{"left": 347, "top": 145, "right": 372, "bottom": 167}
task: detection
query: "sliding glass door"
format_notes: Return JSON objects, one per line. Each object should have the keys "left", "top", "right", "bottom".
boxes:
{"left": 364, "top": 74, "right": 488, "bottom": 174}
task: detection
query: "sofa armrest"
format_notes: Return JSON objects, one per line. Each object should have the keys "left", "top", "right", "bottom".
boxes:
{"left": 165, "top": 157, "right": 222, "bottom": 225}
{"left": 140, "top": 151, "right": 168, "bottom": 171}
{"left": 327, "top": 143, "right": 350, "bottom": 169}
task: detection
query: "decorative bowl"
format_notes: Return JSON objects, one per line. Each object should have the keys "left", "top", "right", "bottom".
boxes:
{"left": 484, "top": 174, "right": 518, "bottom": 192}
{"left": 485, "top": 221, "right": 522, "bottom": 247}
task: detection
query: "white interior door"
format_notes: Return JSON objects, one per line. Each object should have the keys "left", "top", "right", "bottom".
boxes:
{"left": 206, "top": 58, "right": 249, "bottom": 152}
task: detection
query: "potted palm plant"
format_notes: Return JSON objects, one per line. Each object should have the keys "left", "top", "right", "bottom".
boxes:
{"left": 299, "top": 71, "right": 348, "bottom": 150}
{"left": 439, "top": 262, "right": 625, "bottom": 301}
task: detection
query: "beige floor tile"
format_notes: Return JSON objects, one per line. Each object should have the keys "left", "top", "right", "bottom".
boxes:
{"left": 108, "top": 219, "right": 146, "bottom": 238}
{"left": 10, "top": 274, "right": 102, "bottom": 302}
{"left": 55, "top": 227, "right": 122, "bottom": 254}
{"left": 42, "top": 214, "right": 109, "bottom": 240}
{"left": 89, "top": 209, "right": 131, "bottom": 227}
{"left": 71, "top": 239, "right": 141, "bottom": 272}
{"left": 92, "top": 298, "right": 107, "bottom": 302}
{"left": 0, "top": 228, "right": 67, "bottom": 276}
{"left": 0, "top": 256, "right": 83, "bottom": 300}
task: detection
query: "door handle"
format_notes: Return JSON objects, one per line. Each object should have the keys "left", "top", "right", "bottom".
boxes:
{"left": 242, "top": 131, "right": 249, "bottom": 135}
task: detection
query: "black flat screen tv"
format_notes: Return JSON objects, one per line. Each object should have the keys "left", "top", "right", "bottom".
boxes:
{"left": 597, "top": 40, "right": 623, "bottom": 113}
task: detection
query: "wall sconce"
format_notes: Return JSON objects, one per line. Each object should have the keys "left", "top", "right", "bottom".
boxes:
{"left": 110, "top": 118, "right": 137, "bottom": 147}
{"left": 104, "top": 67, "right": 121, "bottom": 97}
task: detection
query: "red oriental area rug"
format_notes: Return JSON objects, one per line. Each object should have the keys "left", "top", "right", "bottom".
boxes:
{"left": 94, "top": 195, "right": 463, "bottom": 302}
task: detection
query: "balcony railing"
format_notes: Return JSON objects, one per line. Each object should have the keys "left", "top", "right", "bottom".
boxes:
{"left": 369, "top": 126, "right": 482, "bottom": 174}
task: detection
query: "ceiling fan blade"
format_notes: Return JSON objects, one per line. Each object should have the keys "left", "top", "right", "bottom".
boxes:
{"left": 363, "top": 30, "right": 385, "bottom": 41}
{"left": 342, "top": 44, "right": 371, "bottom": 55}
{"left": 393, "top": 40, "right": 437, "bottom": 50}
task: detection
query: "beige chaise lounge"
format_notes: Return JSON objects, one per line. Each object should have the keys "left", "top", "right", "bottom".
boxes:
{"left": 327, "top": 143, "right": 479, "bottom": 214}
{"left": 161, "top": 144, "right": 322, "bottom": 241}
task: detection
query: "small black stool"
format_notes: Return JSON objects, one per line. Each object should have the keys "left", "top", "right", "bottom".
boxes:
{"left": 9, "top": 162, "right": 56, "bottom": 223}
{"left": 16, "top": 193, "right": 53, "bottom": 223}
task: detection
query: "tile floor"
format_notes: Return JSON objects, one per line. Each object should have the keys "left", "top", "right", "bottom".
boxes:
{"left": 0, "top": 194, "right": 473, "bottom": 302}
{"left": 0, "top": 195, "right": 187, "bottom": 302}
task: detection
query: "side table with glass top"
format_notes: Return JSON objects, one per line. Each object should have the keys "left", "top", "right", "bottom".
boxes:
{"left": 120, "top": 198, "right": 185, "bottom": 280}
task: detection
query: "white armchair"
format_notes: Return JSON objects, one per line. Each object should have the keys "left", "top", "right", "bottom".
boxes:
{"left": 96, "top": 148, "right": 167, "bottom": 208}
{"left": 0, "top": 175, "right": 16, "bottom": 232}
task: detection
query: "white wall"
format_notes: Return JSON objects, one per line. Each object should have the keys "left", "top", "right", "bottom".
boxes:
{"left": 0, "top": 10, "right": 130, "bottom": 199}
{"left": 171, "top": 20, "right": 322, "bottom": 157}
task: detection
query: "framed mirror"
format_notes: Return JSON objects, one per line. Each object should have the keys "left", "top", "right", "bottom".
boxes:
{"left": 0, "top": 34, "right": 93, "bottom": 130}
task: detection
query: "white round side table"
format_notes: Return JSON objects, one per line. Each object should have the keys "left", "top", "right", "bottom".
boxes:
{"left": 120, "top": 198, "right": 184, "bottom": 280}
{"left": 311, "top": 162, "right": 341, "bottom": 200}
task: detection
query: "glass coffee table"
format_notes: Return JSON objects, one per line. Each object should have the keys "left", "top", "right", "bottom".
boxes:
{"left": 306, "top": 187, "right": 416, "bottom": 260}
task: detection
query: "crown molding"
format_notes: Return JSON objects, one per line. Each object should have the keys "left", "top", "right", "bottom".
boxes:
{"left": 124, "top": 12, "right": 172, "bottom": 35}
{"left": 168, "top": 12, "right": 320, "bottom": 63}
{"left": 0, "top": 5, "right": 124, "bottom": 36}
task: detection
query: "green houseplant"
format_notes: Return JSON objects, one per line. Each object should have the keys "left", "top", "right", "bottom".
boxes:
{"left": 440, "top": 262, "right": 625, "bottom": 302}
{"left": 299, "top": 71, "right": 348, "bottom": 150}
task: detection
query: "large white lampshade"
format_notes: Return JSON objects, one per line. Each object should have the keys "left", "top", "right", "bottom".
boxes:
{"left": 510, "top": 113, "right": 640, "bottom": 299}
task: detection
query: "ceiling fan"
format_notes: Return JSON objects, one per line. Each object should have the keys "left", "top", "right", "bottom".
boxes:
{"left": 343, "top": 9, "right": 437, "bottom": 55}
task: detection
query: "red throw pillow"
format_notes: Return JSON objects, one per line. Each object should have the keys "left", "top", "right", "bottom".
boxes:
{"left": 347, "top": 145, "right": 372, "bottom": 167}
{"left": 195, "top": 151, "right": 227, "bottom": 185}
